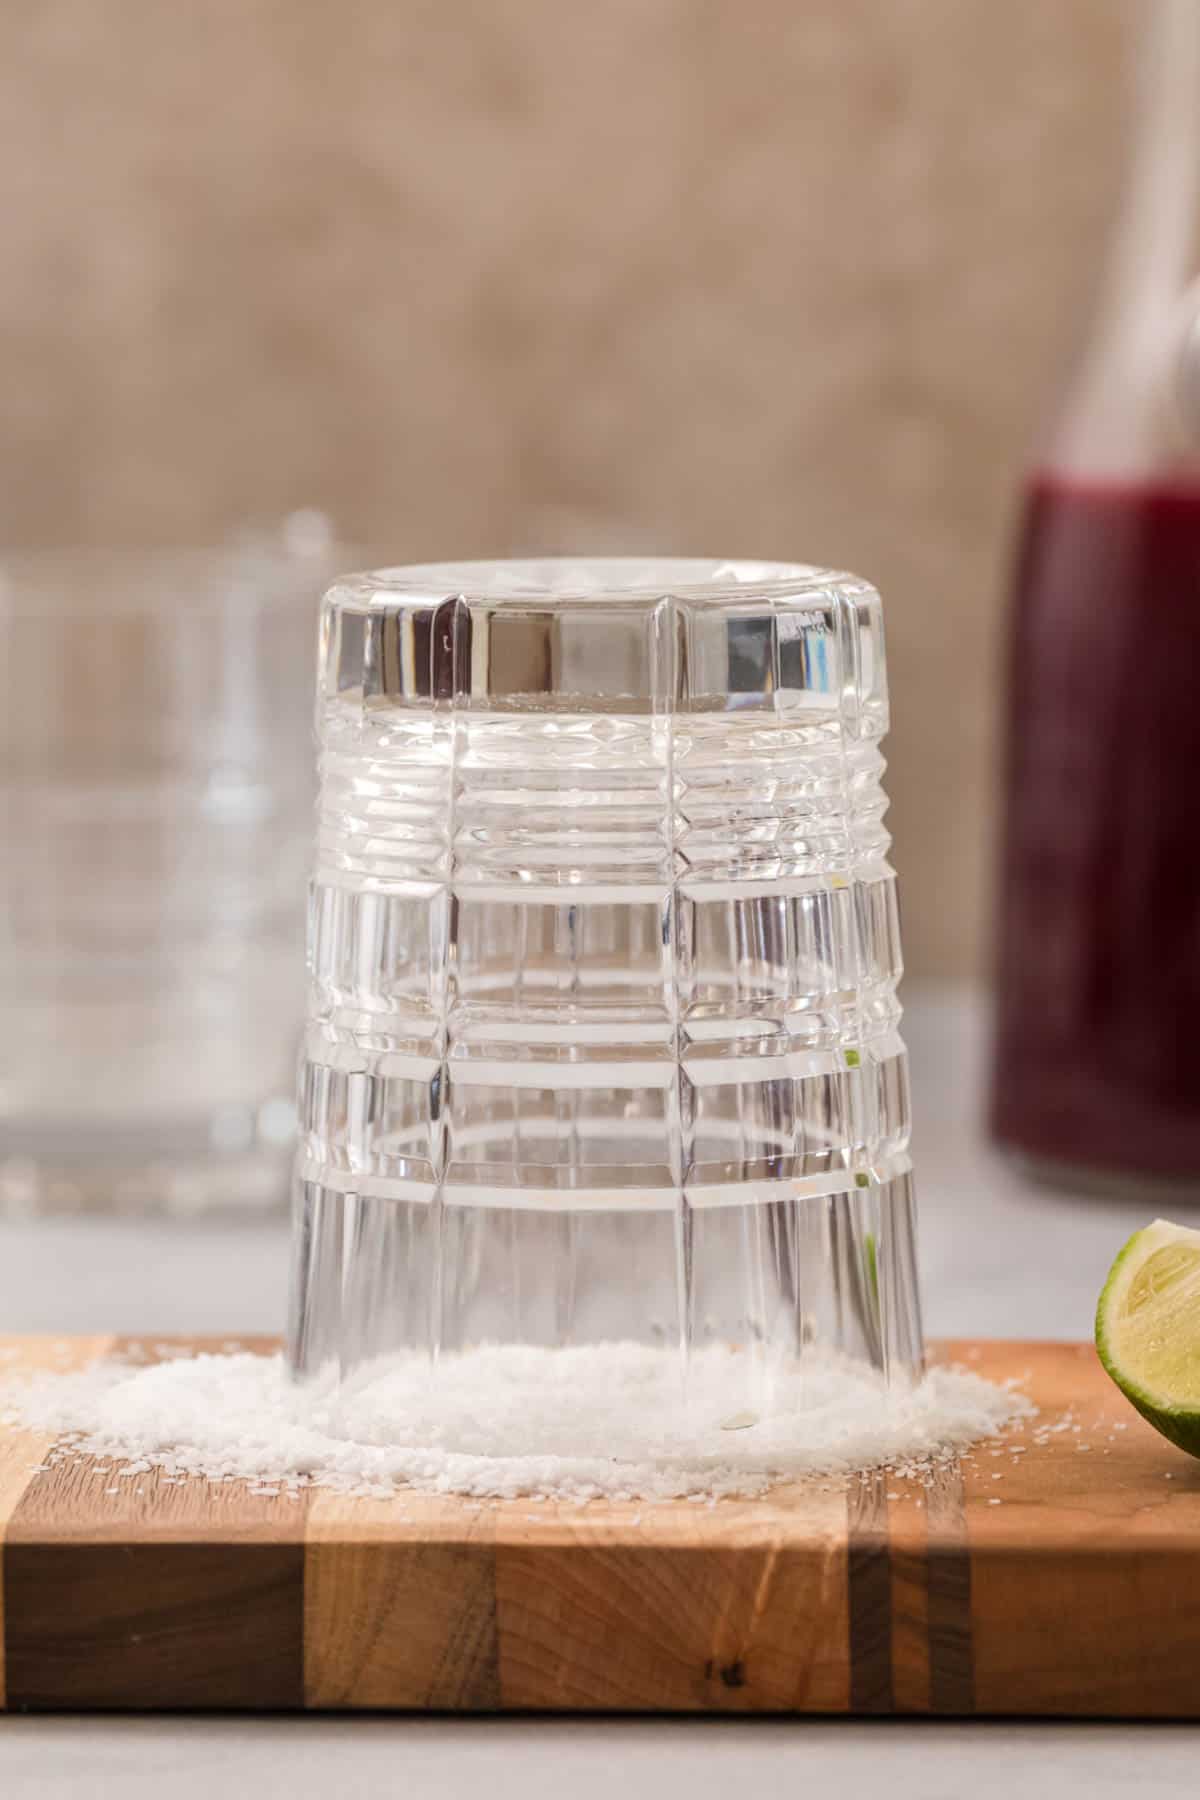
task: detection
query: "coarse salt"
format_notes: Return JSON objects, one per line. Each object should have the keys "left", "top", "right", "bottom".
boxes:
{"left": 0, "top": 1344, "right": 1033, "bottom": 1505}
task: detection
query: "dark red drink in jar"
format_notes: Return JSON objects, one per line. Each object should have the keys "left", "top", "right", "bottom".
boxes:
{"left": 992, "top": 472, "right": 1200, "bottom": 1181}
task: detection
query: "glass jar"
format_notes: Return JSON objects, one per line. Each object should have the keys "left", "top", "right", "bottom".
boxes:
{"left": 993, "top": 0, "right": 1200, "bottom": 1187}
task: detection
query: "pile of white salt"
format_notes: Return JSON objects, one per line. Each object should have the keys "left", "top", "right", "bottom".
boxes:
{"left": 0, "top": 1342, "right": 1033, "bottom": 1504}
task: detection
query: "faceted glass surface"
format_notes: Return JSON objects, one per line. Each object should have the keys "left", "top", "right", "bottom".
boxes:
{"left": 289, "top": 558, "right": 922, "bottom": 1410}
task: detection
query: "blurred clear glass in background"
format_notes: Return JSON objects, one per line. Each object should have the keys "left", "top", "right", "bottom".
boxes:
{"left": 0, "top": 519, "right": 341, "bottom": 1216}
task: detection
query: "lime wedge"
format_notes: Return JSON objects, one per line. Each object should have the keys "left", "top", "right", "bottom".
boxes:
{"left": 1096, "top": 1218, "right": 1200, "bottom": 1455}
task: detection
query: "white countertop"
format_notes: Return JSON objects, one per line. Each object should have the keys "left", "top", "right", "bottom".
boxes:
{"left": 2, "top": 986, "right": 1197, "bottom": 1792}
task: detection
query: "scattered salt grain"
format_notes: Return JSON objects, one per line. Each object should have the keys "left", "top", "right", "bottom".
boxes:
{"left": 0, "top": 1344, "right": 1033, "bottom": 1505}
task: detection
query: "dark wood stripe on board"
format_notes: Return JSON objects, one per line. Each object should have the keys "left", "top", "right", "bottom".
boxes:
{"left": 925, "top": 1459, "right": 974, "bottom": 1714}
{"left": 846, "top": 1470, "right": 894, "bottom": 1713}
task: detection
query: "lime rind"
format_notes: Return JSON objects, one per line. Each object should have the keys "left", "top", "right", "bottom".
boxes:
{"left": 1096, "top": 1217, "right": 1200, "bottom": 1456}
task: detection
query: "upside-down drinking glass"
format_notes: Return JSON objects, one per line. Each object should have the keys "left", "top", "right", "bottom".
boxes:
{"left": 288, "top": 558, "right": 923, "bottom": 1419}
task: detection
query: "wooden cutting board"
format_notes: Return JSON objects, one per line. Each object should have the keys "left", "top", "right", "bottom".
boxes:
{"left": 1, "top": 1335, "right": 1198, "bottom": 1717}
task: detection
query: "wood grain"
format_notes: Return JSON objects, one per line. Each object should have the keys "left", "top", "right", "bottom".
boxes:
{"left": 490, "top": 1487, "right": 849, "bottom": 1713}
{"left": 305, "top": 1493, "right": 499, "bottom": 1710}
{"left": 3, "top": 1337, "right": 1200, "bottom": 1715}
{"left": 0, "top": 1334, "right": 113, "bottom": 1710}
{"left": 3, "top": 1336, "right": 310, "bottom": 1711}
{"left": 961, "top": 1340, "right": 1200, "bottom": 1718}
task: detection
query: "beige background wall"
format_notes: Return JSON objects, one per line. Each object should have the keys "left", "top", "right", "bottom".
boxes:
{"left": 0, "top": 1, "right": 1133, "bottom": 976}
